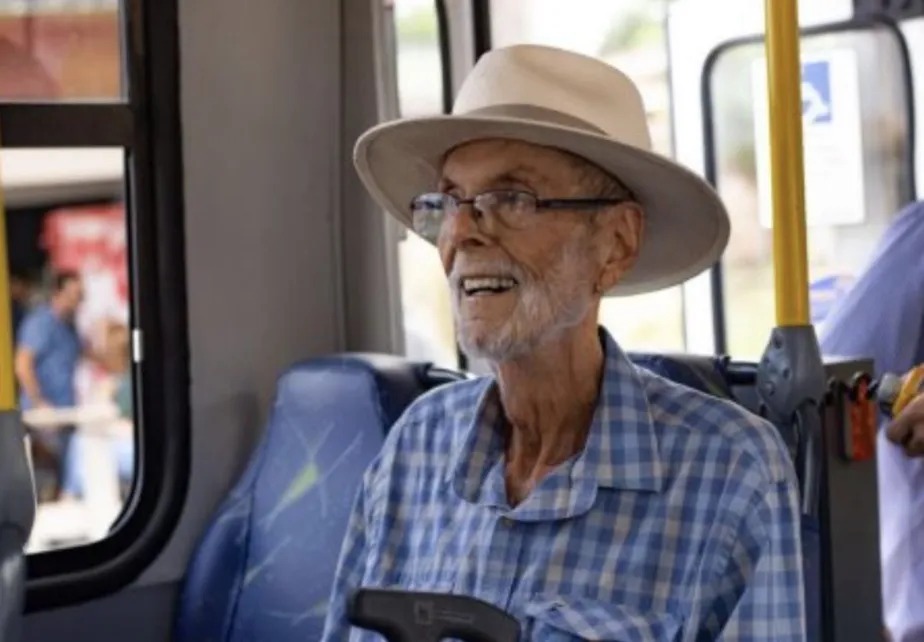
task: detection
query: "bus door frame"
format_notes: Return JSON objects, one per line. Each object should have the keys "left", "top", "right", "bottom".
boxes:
{"left": 699, "top": 14, "right": 916, "bottom": 642}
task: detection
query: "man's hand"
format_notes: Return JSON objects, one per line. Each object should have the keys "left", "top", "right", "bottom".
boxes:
{"left": 886, "top": 393, "right": 924, "bottom": 457}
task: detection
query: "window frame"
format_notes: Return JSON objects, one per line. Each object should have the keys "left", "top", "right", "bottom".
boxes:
{"left": 10, "top": 0, "right": 190, "bottom": 611}
{"left": 699, "top": 14, "right": 917, "bottom": 355}
{"left": 432, "top": 0, "right": 492, "bottom": 371}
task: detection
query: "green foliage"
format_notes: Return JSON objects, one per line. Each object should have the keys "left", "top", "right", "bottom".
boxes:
{"left": 395, "top": 6, "right": 437, "bottom": 45}
{"left": 599, "top": 8, "right": 662, "bottom": 56}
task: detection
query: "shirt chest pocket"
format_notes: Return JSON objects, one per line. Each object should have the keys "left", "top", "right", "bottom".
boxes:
{"left": 525, "top": 598, "right": 682, "bottom": 642}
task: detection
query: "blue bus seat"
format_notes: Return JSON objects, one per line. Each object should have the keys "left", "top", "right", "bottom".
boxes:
{"left": 628, "top": 352, "right": 736, "bottom": 401}
{"left": 175, "top": 354, "right": 464, "bottom": 642}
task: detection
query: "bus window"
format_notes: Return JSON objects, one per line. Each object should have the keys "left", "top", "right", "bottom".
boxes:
{"left": 0, "top": 0, "right": 187, "bottom": 609}
{"left": 392, "top": 0, "right": 458, "bottom": 367}
{"left": 0, "top": 0, "right": 122, "bottom": 100}
{"left": 490, "top": 0, "right": 686, "bottom": 352}
{"left": 708, "top": 25, "right": 913, "bottom": 358}
{"left": 3, "top": 147, "right": 133, "bottom": 553}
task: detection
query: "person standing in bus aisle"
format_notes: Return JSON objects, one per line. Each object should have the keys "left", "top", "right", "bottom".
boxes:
{"left": 322, "top": 45, "right": 805, "bottom": 641}
{"left": 819, "top": 202, "right": 924, "bottom": 642}
{"left": 884, "top": 392, "right": 924, "bottom": 642}
{"left": 14, "top": 270, "right": 87, "bottom": 500}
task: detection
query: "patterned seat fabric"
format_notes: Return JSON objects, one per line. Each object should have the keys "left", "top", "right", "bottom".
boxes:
{"left": 175, "top": 354, "right": 463, "bottom": 642}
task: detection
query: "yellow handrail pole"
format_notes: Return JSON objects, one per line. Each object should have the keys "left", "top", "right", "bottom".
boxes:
{"left": 765, "top": 0, "right": 811, "bottom": 327}
{"left": 0, "top": 124, "right": 16, "bottom": 411}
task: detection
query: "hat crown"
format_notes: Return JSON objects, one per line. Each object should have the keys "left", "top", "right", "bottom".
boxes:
{"left": 453, "top": 45, "right": 653, "bottom": 152}
{"left": 351, "top": 44, "right": 729, "bottom": 296}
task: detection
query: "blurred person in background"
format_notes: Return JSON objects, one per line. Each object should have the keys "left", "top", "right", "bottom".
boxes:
{"left": 15, "top": 270, "right": 85, "bottom": 500}
{"left": 68, "top": 320, "right": 134, "bottom": 501}
{"left": 100, "top": 321, "right": 134, "bottom": 496}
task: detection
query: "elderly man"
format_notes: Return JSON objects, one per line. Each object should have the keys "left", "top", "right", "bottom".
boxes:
{"left": 322, "top": 45, "right": 804, "bottom": 641}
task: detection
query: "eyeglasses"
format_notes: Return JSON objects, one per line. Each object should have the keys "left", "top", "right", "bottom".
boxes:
{"left": 409, "top": 190, "right": 634, "bottom": 243}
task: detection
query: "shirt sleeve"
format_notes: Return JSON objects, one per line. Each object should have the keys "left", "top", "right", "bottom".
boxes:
{"left": 319, "top": 467, "right": 374, "bottom": 642}
{"left": 17, "top": 311, "right": 51, "bottom": 357}
{"left": 704, "top": 477, "right": 807, "bottom": 641}
{"left": 320, "top": 405, "right": 413, "bottom": 641}
{"left": 819, "top": 203, "right": 924, "bottom": 376}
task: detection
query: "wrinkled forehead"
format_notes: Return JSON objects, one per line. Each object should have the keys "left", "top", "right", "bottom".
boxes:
{"left": 438, "top": 139, "right": 582, "bottom": 191}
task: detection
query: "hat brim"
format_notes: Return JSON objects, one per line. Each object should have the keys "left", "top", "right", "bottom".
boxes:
{"left": 353, "top": 115, "right": 729, "bottom": 297}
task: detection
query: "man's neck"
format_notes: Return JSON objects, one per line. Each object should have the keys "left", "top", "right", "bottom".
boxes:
{"left": 494, "top": 319, "right": 605, "bottom": 503}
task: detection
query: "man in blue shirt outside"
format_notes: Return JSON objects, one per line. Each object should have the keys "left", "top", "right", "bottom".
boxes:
{"left": 819, "top": 202, "right": 924, "bottom": 642}
{"left": 323, "top": 45, "right": 805, "bottom": 640}
{"left": 15, "top": 270, "right": 85, "bottom": 499}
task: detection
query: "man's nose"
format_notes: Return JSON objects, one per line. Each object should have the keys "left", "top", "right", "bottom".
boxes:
{"left": 438, "top": 204, "right": 491, "bottom": 272}
{"left": 440, "top": 203, "right": 488, "bottom": 248}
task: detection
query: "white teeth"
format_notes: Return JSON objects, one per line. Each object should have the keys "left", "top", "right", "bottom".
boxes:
{"left": 461, "top": 276, "right": 517, "bottom": 294}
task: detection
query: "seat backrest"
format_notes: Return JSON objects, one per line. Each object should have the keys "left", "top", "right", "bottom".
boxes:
{"left": 628, "top": 352, "right": 736, "bottom": 401}
{"left": 175, "top": 354, "right": 464, "bottom": 642}
{"left": 0, "top": 413, "right": 37, "bottom": 642}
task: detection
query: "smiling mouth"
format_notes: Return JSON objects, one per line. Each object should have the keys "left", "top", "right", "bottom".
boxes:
{"left": 460, "top": 276, "right": 519, "bottom": 297}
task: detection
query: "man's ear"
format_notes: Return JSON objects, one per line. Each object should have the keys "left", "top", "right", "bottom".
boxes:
{"left": 596, "top": 204, "right": 644, "bottom": 293}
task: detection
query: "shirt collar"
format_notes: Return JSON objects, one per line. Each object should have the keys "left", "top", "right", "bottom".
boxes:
{"left": 573, "top": 329, "right": 664, "bottom": 493}
{"left": 448, "top": 327, "right": 665, "bottom": 512}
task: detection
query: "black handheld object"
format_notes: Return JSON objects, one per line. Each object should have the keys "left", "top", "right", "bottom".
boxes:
{"left": 347, "top": 588, "right": 520, "bottom": 642}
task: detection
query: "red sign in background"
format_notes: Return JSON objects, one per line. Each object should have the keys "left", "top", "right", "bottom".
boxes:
{"left": 41, "top": 203, "right": 129, "bottom": 333}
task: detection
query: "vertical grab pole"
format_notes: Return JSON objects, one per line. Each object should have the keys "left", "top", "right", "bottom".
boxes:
{"left": 765, "top": 0, "right": 810, "bottom": 326}
{"left": 0, "top": 123, "right": 37, "bottom": 642}
{"left": 758, "top": 2, "right": 827, "bottom": 639}
{"left": 0, "top": 128, "right": 14, "bottom": 410}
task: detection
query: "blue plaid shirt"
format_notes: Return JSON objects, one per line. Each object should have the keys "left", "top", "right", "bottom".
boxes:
{"left": 322, "top": 330, "right": 805, "bottom": 641}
